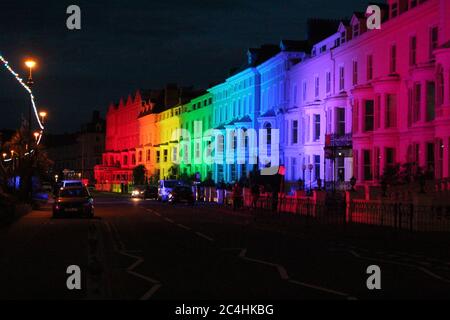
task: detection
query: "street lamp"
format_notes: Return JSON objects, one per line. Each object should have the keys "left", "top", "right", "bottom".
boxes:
{"left": 39, "top": 111, "right": 47, "bottom": 124}
{"left": 33, "top": 131, "right": 40, "bottom": 142}
{"left": 25, "top": 59, "right": 37, "bottom": 147}
{"left": 24, "top": 59, "right": 37, "bottom": 203}
{"left": 25, "top": 59, "right": 36, "bottom": 81}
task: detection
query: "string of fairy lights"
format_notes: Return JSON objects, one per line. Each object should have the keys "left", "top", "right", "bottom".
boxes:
{"left": 0, "top": 54, "right": 45, "bottom": 161}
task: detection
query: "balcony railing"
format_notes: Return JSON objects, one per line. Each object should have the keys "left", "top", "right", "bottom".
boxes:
{"left": 325, "top": 133, "right": 352, "bottom": 148}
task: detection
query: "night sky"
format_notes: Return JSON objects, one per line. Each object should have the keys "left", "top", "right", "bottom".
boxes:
{"left": 0, "top": 0, "right": 368, "bottom": 133}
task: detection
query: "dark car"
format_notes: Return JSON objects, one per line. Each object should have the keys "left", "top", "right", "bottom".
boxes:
{"left": 168, "top": 185, "right": 194, "bottom": 205}
{"left": 131, "top": 185, "right": 158, "bottom": 200}
{"left": 144, "top": 186, "right": 158, "bottom": 200}
{"left": 53, "top": 186, "right": 94, "bottom": 218}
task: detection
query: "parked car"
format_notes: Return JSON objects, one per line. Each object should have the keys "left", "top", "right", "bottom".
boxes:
{"left": 131, "top": 185, "right": 158, "bottom": 200}
{"left": 168, "top": 185, "right": 195, "bottom": 205}
{"left": 53, "top": 186, "right": 94, "bottom": 218}
{"left": 158, "top": 180, "right": 182, "bottom": 202}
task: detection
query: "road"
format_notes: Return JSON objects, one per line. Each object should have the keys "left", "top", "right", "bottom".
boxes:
{"left": 0, "top": 193, "right": 449, "bottom": 300}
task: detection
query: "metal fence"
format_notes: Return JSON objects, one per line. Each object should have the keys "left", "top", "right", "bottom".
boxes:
{"left": 238, "top": 194, "right": 450, "bottom": 233}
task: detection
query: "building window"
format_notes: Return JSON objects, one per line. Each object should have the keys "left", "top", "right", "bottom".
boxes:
{"left": 314, "top": 155, "right": 321, "bottom": 181}
{"left": 437, "top": 66, "right": 444, "bottom": 107}
{"left": 385, "top": 148, "right": 395, "bottom": 167}
{"left": 293, "top": 85, "right": 298, "bottom": 104}
{"left": 364, "top": 100, "right": 374, "bottom": 132}
{"left": 339, "top": 66, "right": 345, "bottom": 91}
{"left": 341, "top": 31, "right": 346, "bottom": 44}
{"left": 413, "top": 83, "right": 421, "bottom": 122}
{"left": 352, "top": 23, "right": 360, "bottom": 38}
{"left": 426, "top": 81, "right": 436, "bottom": 122}
{"left": 374, "top": 147, "right": 381, "bottom": 180}
{"left": 291, "top": 158, "right": 297, "bottom": 181}
{"left": 156, "top": 151, "right": 160, "bottom": 163}
{"left": 315, "top": 76, "right": 319, "bottom": 98}
{"left": 292, "top": 120, "right": 298, "bottom": 144}
{"left": 390, "top": 45, "right": 397, "bottom": 73}
{"left": 363, "top": 150, "right": 373, "bottom": 181}
{"left": 163, "top": 149, "right": 168, "bottom": 162}
{"left": 375, "top": 94, "right": 381, "bottom": 129}
{"left": 146, "top": 149, "right": 151, "bottom": 162}
{"left": 410, "top": 0, "right": 417, "bottom": 8}
{"left": 391, "top": 2, "right": 398, "bottom": 18}
{"left": 302, "top": 81, "right": 307, "bottom": 101}
{"left": 314, "top": 114, "right": 321, "bottom": 141}
{"left": 407, "top": 89, "right": 413, "bottom": 127}
{"left": 172, "top": 147, "right": 178, "bottom": 162}
{"left": 138, "top": 151, "right": 142, "bottom": 163}
{"left": 132, "top": 154, "right": 136, "bottom": 165}
{"left": 326, "top": 72, "right": 331, "bottom": 94}
{"left": 123, "top": 155, "right": 128, "bottom": 166}
{"left": 264, "top": 122, "right": 272, "bottom": 145}
{"left": 353, "top": 100, "right": 359, "bottom": 133}
{"left": 367, "top": 55, "right": 373, "bottom": 81}
{"left": 385, "top": 94, "right": 397, "bottom": 128}
{"left": 336, "top": 108, "right": 346, "bottom": 137}
{"left": 409, "top": 36, "right": 417, "bottom": 66}
{"left": 430, "top": 26, "right": 438, "bottom": 60}
{"left": 352, "top": 60, "right": 358, "bottom": 86}
{"left": 427, "top": 143, "right": 435, "bottom": 177}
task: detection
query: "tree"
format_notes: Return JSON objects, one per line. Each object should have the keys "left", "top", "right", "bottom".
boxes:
{"left": 168, "top": 165, "right": 179, "bottom": 180}
{"left": 133, "top": 165, "right": 146, "bottom": 185}
{"left": 3, "top": 124, "right": 52, "bottom": 201}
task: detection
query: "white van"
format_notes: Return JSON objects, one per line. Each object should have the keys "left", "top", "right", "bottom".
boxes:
{"left": 61, "top": 180, "right": 84, "bottom": 188}
{"left": 158, "top": 180, "right": 182, "bottom": 202}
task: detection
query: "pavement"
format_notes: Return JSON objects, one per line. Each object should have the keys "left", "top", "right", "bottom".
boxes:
{"left": 0, "top": 193, "right": 449, "bottom": 300}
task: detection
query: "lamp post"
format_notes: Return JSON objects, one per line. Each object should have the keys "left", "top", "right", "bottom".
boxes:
{"left": 25, "top": 60, "right": 36, "bottom": 147}
{"left": 24, "top": 59, "right": 36, "bottom": 202}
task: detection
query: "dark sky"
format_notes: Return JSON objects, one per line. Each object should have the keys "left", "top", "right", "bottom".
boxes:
{"left": 0, "top": 0, "right": 368, "bottom": 133}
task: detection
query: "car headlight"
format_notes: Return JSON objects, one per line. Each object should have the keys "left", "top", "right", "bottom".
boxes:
{"left": 132, "top": 190, "right": 140, "bottom": 196}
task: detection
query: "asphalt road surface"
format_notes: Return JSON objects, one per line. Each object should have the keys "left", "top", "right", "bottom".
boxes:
{"left": 0, "top": 193, "right": 449, "bottom": 300}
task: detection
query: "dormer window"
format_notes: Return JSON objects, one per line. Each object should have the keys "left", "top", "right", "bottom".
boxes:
{"left": 340, "top": 31, "right": 346, "bottom": 44}
{"left": 391, "top": 1, "right": 398, "bottom": 18}
{"left": 352, "top": 23, "right": 360, "bottom": 38}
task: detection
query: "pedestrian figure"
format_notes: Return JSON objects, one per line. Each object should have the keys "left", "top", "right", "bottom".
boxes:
{"left": 232, "top": 183, "right": 242, "bottom": 211}
{"left": 251, "top": 183, "right": 260, "bottom": 210}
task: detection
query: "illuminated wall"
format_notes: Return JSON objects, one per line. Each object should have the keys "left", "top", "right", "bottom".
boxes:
{"left": 179, "top": 92, "right": 214, "bottom": 180}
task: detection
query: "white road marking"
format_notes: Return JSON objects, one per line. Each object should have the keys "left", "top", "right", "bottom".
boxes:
{"left": 225, "top": 248, "right": 355, "bottom": 299}
{"left": 177, "top": 224, "right": 191, "bottom": 231}
{"left": 164, "top": 218, "right": 174, "bottom": 223}
{"left": 104, "top": 221, "right": 162, "bottom": 299}
{"left": 347, "top": 249, "right": 450, "bottom": 284}
{"left": 195, "top": 232, "right": 214, "bottom": 242}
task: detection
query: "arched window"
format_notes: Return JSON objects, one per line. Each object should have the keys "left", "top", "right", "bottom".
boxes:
{"left": 264, "top": 122, "right": 272, "bottom": 145}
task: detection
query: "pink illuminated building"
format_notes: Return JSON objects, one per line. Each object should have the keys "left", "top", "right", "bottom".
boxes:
{"left": 288, "top": 0, "right": 450, "bottom": 187}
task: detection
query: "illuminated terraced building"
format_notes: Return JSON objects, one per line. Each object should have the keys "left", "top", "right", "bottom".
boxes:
{"left": 96, "top": 0, "right": 450, "bottom": 192}
{"left": 288, "top": 0, "right": 450, "bottom": 188}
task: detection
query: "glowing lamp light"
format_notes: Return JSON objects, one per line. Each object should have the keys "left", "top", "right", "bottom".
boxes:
{"left": 25, "top": 60, "right": 36, "bottom": 69}
{"left": 39, "top": 111, "right": 47, "bottom": 118}
{"left": 34, "top": 132, "right": 41, "bottom": 140}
